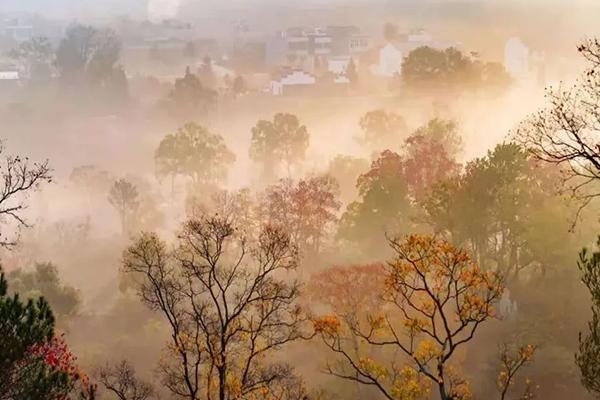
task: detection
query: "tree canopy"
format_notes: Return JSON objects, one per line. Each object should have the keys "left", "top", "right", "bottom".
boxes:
{"left": 155, "top": 122, "right": 236, "bottom": 190}
{"left": 401, "top": 46, "right": 511, "bottom": 94}
{"left": 0, "top": 269, "right": 91, "bottom": 399}
{"left": 249, "top": 113, "right": 310, "bottom": 181}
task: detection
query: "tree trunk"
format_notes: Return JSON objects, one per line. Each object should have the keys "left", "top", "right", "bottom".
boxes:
{"left": 438, "top": 383, "right": 450, "bottom": 400}
{"left": 219, "top": 365, "right": 226, "bottom": 400}
{"left": 437, "top": 363, "right": 449, "bottom": 400}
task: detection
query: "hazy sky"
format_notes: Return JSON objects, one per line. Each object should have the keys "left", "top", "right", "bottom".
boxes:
{"left": 2, "top": 0, "right": 595, "bottom": 19}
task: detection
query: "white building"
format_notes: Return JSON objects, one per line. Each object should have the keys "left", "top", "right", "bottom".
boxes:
{"left": 0, "top": 71, "right": 19, "bottom": 80}
{"left": 1, "top": 20, "right": 34, "bottom": 41}
{"left": 504, "top": 37, "right": 530, "bottom": 80}
{"left": 327, "top": 56, "right": 354, "bottom": 75}
{"left": 268, "top": 69, "right": 316, "bottom": 95}
{"left": 0, "top": 70, "right": 20, "bottom": 92}
{"left": 376, "top": 43, "right": 403, "bottom": 77}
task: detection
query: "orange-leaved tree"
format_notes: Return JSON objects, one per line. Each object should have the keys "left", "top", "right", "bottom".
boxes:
{"left": 307, "top": 263, "right": 385, "bottom": 316}
{"left": 313, "top": 234, "right": 504, "bottom": 400}
{"left": 260, "top": 176, "right": 340, "bottom": 263}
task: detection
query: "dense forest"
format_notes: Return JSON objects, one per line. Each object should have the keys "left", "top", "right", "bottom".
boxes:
{"left": 2, "top": 3, "right": 600, "bottom": 399}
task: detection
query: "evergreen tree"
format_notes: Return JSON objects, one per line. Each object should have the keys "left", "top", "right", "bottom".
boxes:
{"left": 576, "top": 238, "right": 600, "bottom": 395}
{"left": 0, "top": 269, "right": 72, "bottom": 399}
{"left": 167, "top": 66, "right": 216, "bottom": 121}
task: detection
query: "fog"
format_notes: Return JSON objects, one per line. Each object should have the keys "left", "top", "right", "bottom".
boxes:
{"left": 2, "top": 1, "right": 600, "bottom": 400}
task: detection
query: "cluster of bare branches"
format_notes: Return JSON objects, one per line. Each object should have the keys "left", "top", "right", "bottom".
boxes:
{"left": 95, "top": 360, "right": 155, "bottom": 400}
{"left": 0, "top": 145, "right": 52, "bottom": 247}
{"left": 123, "top": 214, "right": 311, "bottom": 400}
{"left": 514, "top": 38, "right": 600, "bottom": 216}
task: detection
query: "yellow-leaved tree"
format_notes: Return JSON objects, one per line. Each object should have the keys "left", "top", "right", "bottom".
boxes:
{"left": 313, "top": 234, "right": 505, "bottom": 400}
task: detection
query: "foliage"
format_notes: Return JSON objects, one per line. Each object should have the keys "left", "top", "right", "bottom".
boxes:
{"left": 70, "top": 165, "right": 113, "bottom": 197}
{"left": 123, "top": 215, "right": 310, "bottom": 400}
{"left": 108, "top": 179, "right": 140, "bottom": 236}
{"left": 186, "top": 188, "right": 259, "bottom": 238}
{"left": 409, "top": 119, "right": 463, "bottom": 160}
{"left": 308, "top": 263, "right": 385, "bottom": 317}
{"left": 249, "top": 113, "right": 310, "bottom": 181}
{"left": 0, "top": 270, "right": 89, "bottom": 399}
{"left": 423, "top": 143, "right": 569, "bottom": 281}
{"left": 339, "top": 119, "right": 462, "bottom": 256}
{"left": 56, "top": 24, "right": 128, "bottom": 105}
{"left": 327, "top": 155, "right": 369, "bottom": 205}
{"left": 166, "top": 67, "right": 216, "bottom": 121}
{"left": 9, "top": 37, "right": 54, "bottom": 84}
{"left": 358, "top": 110, "right": 407, "bottom": 152}
{"left": 155, "top": 122, "right": 236, "bottom": 189}
{"left": 497, "top": 344, "right": 537, "bottom": 400}
{"left": 198, "top": 55, "right": 217, "bottom": 90}
{"left": 314, "top": 235, "right": 504, "bottom": 400}
{"left": 260, "top": 176, "right": 340, "bottom": 261}
{"left": 7, "top": 262, "right": 80, "bottom": 323}
{"left": 403, "top": 119, "right": 462, "bottom": 201}
{"left": 401, "top": 46, "right": 511, "bottom": 93}
{"left": 576, "top": 237, "right": 600, "bottom": 396}
{"left": 337, "top": 150, "right": 414, "bottom": 256}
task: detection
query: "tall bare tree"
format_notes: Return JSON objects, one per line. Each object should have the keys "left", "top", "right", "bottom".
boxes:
{"left": 123, "top": 215, "right": 310, "bottom": 400}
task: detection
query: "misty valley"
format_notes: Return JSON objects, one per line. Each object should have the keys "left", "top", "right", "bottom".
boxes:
{"left": 1, "top": 1, "right": 600, "bottom": 399}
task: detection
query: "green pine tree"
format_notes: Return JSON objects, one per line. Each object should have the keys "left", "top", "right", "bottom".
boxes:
{"left": 577, "top": 238, "right": 600, "bottom": 396}
{"left": 0, "top": 269, "right": 75, "bottom": 399}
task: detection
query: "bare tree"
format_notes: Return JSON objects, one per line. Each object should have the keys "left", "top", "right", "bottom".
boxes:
{"left": 96, "top": 360, "right": 154, "bottom": 400}
{"left": 514, "top": 38, "right": 600, "bottom": 215}
{"left": 0, "top": 144, "right": 52, "bottom": 247}
{"left": 123, "top": 215, "right": 310, "bottom": 400}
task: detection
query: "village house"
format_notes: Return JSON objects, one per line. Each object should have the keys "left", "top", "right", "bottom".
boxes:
{"left": 504, "top": 37, "right": 530, "bottom": 80}
{"left": 267, "top": 68, "right": 316, "bottom": 96}
{"left": 0, "top": 67, "right": 21, "bottom": 97}
{"left": 261, "top": 25, "right": 369, "bottom": 73}
{"left": 1, "top": 18, "right": 34, "bottom": 41}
